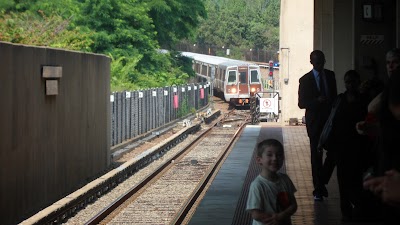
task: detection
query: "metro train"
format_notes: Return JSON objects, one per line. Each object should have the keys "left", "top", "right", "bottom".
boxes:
{"left": 181, "top": 52, "right": 263, "bottom": 106}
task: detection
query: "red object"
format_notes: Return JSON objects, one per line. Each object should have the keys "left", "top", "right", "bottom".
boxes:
{"left": 269, "top": 60, "right": 274, "bottom": 68}
{"left": 173, "top": 94, "right": 179, "bottom": 108}
{"left": 269, "top": 60, "right": 274, "bottom": 75}
{"left": 277, "top": 192, "right": 290, "bottom": 210}
{"left": 200, "top": 88, "right": 204, "bottom": 99}
{"left": 364, "top": 112, "right": 378, "bottom": 140}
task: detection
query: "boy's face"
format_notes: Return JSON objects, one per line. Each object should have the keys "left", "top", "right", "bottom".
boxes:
{"left": 256, "top": 146, "right": 284, "bottom": 172}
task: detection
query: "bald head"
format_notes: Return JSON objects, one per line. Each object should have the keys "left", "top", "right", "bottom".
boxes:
{"left": 310, "top": 50, "right": 326, "bottom": 72}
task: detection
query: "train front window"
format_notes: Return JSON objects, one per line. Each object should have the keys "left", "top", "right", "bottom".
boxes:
{"left": 250, "top": 70, "right": 259, "bottom": 83}
{"left": 228, "top": 71, "right": 236, "bottom": 83}
{"left": 239, "top": 72, "right": 247, "bottom": 83}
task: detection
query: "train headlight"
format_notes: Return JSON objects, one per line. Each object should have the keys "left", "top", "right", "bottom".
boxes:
{"left": 251, "top": 87, "right": 256, "bottom": 92}
{"left": 231, "top": 88, "right": 237, "bottom": 93}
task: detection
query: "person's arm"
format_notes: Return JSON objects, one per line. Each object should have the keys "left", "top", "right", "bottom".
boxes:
{"left": 363, "top": 175, "right": 384, "bottom": 196}
{"left": 298, "top": 78, "right": 320, "bottom": 110}
{"left": 368, "top": 92, "right": 382, "bottom": 114}
{"left": 382, "top": 170, "right": 400, "bottom": 206}
{"left": 247, "top": 181, "right": 275, "bottom": 224}
{"left": 276, "top": 194, "right": 298, "bottom": 223}
{"left": 355, "top": 112, "right": 379, "bottom": 136}
{"left": 249, "top": 209, "right": 274, "bottom": 224}
{"left": 252, "top": 195, "right": 298, "bottom": 225}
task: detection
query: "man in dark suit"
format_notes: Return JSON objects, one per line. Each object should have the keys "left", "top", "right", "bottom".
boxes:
{"left": 298, "top": 50, "right": 338, "bottom": 201}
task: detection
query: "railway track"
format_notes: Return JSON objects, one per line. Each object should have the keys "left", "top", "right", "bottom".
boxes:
{"left": 22, "top": 106, "right": 250, "bottom": 225}
{"left": 85, "top": 110, "right": 250, "bottom": 225}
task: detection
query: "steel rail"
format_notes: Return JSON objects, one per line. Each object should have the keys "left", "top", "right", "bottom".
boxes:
{"left": 170, "top": 117, "right": 250, "bottom": 225}
{"left": 29, "top": 124, "right": 201, "bottom": 225}
{"left": 84, "top": 114, "right": 231, "bottom": 225}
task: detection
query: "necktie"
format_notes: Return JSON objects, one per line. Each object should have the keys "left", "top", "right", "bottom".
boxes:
{"left": 319, "top": 73, "right": 326, "bottom": 96}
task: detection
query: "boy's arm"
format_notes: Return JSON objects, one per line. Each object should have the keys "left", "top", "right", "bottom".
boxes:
{"left": 248, "top": 209, "right": 274, "bottom": 223}
{"left": 276, "top": 195, "right": 298, "bottom": 222}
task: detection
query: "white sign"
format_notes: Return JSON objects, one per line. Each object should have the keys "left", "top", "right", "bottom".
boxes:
{"left": 110, "top": 95, "right": 114, "bottom": 102}
{"left": 173, "top": 87, "right": 177, "bottom": 92}
{"left": 188, "top": 86, "right": 191, "bottom": 91}
{"left": 194, "top": 86, "right": 198, "bottom": 90}
{"left": 363, "top": 5, "right": 372, "bottom": 19}
{"left": 182, "top": 87, "right": 185, "bottom": 92}
{"left": 199, "top": 85, "right": 202, "bottom": 88}
{"left": 164, "top": 90, "right": 168, "bottom": 96}
{"left": 138, "top": 92, "right": 143, "bottom": 98}
{"left": 126, "top": 92, "right": 131, "bottom": 98}
{"left": 152, "top": 91, "right": 157, "bottom": 97}
{"left": 260, "top": 96, "right": 278, "bottom": 114}
{"left": 360, "top": 35, "right": 384, "bottom": 45}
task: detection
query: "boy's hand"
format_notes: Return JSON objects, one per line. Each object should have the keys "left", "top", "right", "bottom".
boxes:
{"left": 261, "top": 213, "right": 279, "bottom": 225}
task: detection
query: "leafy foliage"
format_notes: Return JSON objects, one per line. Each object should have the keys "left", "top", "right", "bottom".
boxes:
{"left": 0, "top": 0, "right": 281, "bottom": 90}
{"left": 195, "top": 0, "right": 280, "bottom": 58}
{"left": 0, "top": 10, "right": 92, "bottom": 51}
{"left": 147, "top": 0, "right": 206, "bottom": 49}
{"left": 0, "top": 0, "right": 206, "bottom": 91}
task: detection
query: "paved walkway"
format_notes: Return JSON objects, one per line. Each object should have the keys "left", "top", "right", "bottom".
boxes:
{"left": 283, "top": 124, "right": 381, "bottom": 225}
{"left": 188, "top": 123, "right": 382, "bottom": 225}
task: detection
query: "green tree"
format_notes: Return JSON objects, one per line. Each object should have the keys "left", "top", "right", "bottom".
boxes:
{"left": 0, "top": 0, "right": 206, "bottom": 91}
{"left": 195, "top": 0, "right": 280, "bottom": 57}
{"left": 0, "top": 9, "right": 92, "bottom": 50}
{"left": 147, "top": 0, "right": 206, "bottom": 49}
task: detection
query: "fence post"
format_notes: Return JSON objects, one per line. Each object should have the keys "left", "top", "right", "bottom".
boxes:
{"left": 138, "top": 90, "right": 143, "bottom": 135}
{"left": 116, "top": 92, "right": 122, "bottom": 145}
{"left": 172, "top": 86, "right": 178, "bottom": 120}
{"left": 164, "top": 87, "right": 170, "bottom": 124}
{"left": 110, "top": 93, "right": 115, "bottom": 146}
{"left": 132, "top": 91, "right": 138, "bottom": 137}
{"left": 156, "top": 88, "right": 161, "bottom": 127}
{"left": 144, "top": 89, "right": 150, "bottom": 133}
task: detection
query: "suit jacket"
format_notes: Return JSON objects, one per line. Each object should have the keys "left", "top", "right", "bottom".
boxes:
{"left": 298, "top": 69, "right": 337, "bottom": 138}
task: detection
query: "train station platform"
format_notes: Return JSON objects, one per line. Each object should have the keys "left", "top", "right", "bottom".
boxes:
{"left": 188, "top": 123, "right": 382, "bottom": 225}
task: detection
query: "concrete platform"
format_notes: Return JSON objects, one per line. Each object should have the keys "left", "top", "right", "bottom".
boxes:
{"left": 187, "top": 123, "right": 382, "bottom": 225}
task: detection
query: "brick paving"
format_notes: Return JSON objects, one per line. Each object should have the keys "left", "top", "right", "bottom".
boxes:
{"left": 282, "top": 124, "right": 381, "bottom": 225}
{"left": 188, "top": 123, "right": 382, "bottom": 225}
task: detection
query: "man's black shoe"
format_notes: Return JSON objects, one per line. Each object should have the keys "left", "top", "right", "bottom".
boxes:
{"left": 314, "top": 195, "right": 323, "bottom": 201}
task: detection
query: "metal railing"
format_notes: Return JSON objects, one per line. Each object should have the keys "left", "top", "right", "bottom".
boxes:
{"left": 110, "top": 83, "right": 210, "bottom": 146}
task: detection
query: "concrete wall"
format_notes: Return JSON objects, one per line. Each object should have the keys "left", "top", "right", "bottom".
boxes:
{"left": 279, "top": 0, "right": 315, "bottom": 123}
{"left": 279, "top": 0, "right": 399, "bottom": 123}
{"left": 333, "top": 0, "right": 355, "bottom": 93}
{"left": 354, "top": 0, "right": 397, "bottom": 84}
{"left": 0, "top": 42, "right": 110, "bottom": 225}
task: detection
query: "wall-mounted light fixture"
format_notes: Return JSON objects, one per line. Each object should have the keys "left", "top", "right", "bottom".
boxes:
{"left": 42, "top": 66, "right": 62, "bottom": 95}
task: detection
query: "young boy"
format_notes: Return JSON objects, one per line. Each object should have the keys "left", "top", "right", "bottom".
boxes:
{"left": 246, "top": 139, "right": 297, "bottom": 225}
